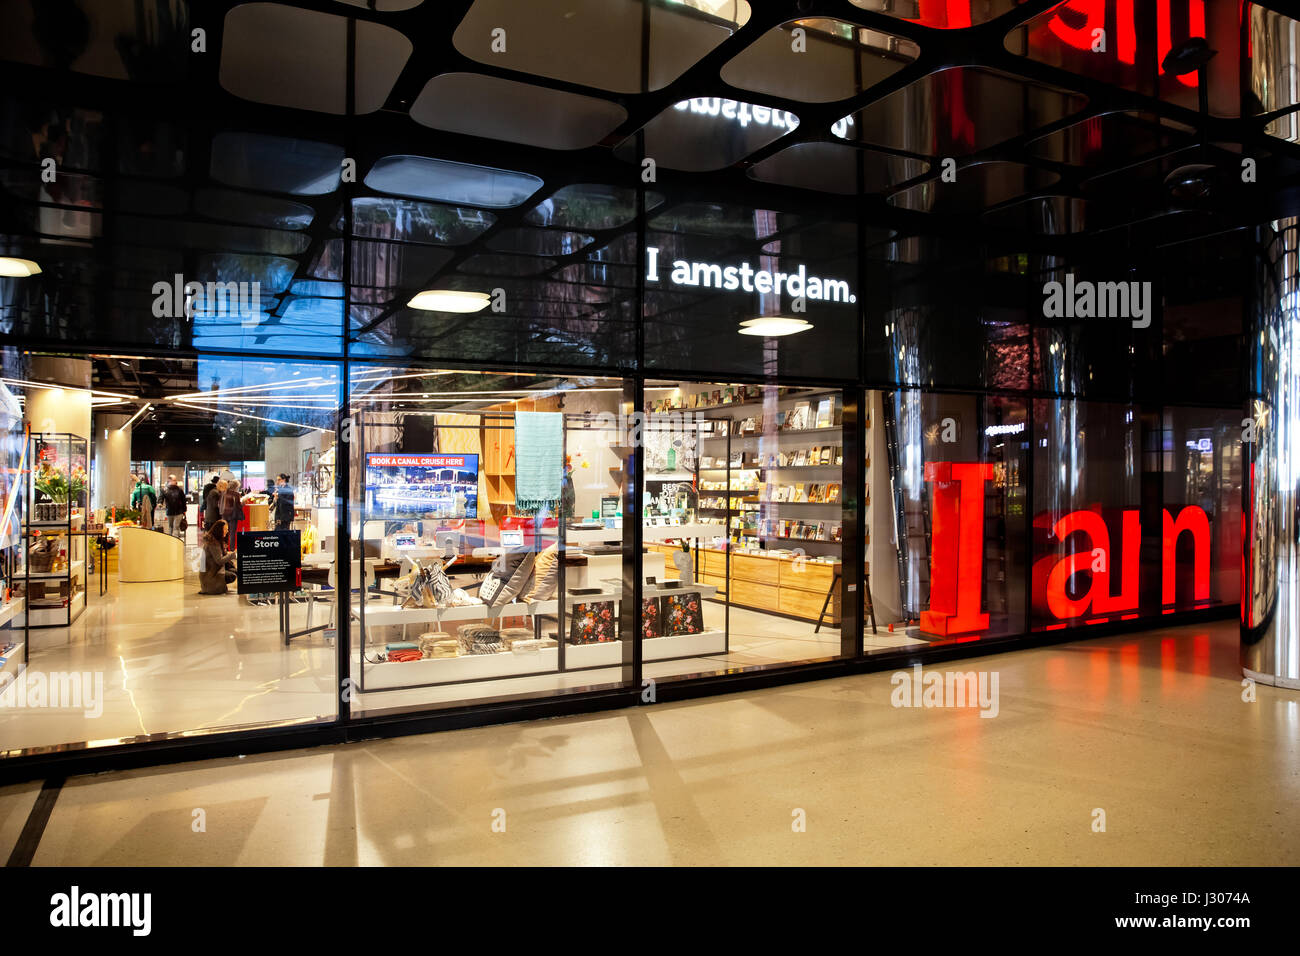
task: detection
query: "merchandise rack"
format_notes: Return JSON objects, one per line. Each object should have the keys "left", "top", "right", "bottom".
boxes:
{"left": 24, "top": 432, "right": 89, "bottom": 630}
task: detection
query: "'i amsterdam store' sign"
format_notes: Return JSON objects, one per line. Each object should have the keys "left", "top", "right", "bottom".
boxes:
{"left": 921, "top": 462, "right": 1216, "bottom": 638}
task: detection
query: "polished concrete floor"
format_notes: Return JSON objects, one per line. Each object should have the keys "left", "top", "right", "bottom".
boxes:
{"left": 0, "top": 559, "right": 919, "bottom": 750}
{"left": 2, "top": 618, "right": 1296, "bottom": 865}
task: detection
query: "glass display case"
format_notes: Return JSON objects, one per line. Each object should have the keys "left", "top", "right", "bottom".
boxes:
{"left": 24, "top": 433, "right": 90, "bottom": 629}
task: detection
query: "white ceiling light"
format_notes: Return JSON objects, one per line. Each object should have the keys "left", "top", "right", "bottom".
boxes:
{"left": 407, "top": 290, "right": 491, "bottom": 313}
{"left": 738, "top": 317, "right": 813, "bottom": 337}
{"left": 0, "top": 257, "right": 41, "bottom": 277}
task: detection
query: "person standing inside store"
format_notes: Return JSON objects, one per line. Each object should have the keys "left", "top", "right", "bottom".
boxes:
{"left": 131, "top": 475, "right": 157, "bottom": 530}
{"left": 272, "top": 473, "right": 294, "bottom": 530}
{"left": 198, "top": 518, "right": 237, "bottom": 595}
{"left": 162, "top": 474, "right": 187, "bottom": 539}
{"left": 221, "top": 480, "right": 245, "bottom": 551}
{"left": 199, "top": 473, "right": 220, "bottom": 532}
{"left": 205, "top": 478, "right": 226, "bottom": 531}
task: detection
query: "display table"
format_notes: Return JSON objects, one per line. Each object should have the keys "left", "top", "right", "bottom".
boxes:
{"left": 353, "top": 582, "right": 725, "bottom": 690}
{"left": 117, "top": 526, "right": 184, "bottom": 583}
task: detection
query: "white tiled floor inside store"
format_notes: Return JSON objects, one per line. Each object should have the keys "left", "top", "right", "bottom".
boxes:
{"left": 0, "top": 543, "right": 924, "bottom": 752}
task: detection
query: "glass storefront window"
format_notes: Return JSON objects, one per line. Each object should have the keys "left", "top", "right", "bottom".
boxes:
{"left": 345, "top": 365, "right": 632, "bottom": 715}
{"left": 876, "top": 390, "right": 1028, "bottom": 649}
{"left": 0, "top": 350, "right": 341, "bottom": 756}
{"left": 642, "top": 380, "right": 850, "bottom": 680}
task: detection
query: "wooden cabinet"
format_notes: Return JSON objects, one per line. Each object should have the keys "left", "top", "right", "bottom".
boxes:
{"left": 695, "top": 546, "right": 843, "bottom": 624}
{"left": 730, "top": 553, "right": 779, "bottom": 586}
{"left": 638, "top": 544, "right": 844, "bottom": 624}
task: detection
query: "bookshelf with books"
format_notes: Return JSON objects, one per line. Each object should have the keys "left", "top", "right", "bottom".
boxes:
{"left": 690, "top": 386, "right": 852, "bottom": 559}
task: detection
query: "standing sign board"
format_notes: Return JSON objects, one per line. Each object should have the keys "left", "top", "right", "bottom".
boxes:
{"left": 237, "top": 530, "right": 301, "bottom": 594}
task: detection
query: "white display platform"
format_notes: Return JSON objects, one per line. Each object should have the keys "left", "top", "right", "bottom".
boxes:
{"left": 353, "top": 588, "right": 619, "bottom": 629}
{"left": 356, "top": 629, "right": 727, "bottom": 690}
{"left": 565, "top": 629, "right": 725, "bottom": 668}
{"left": 0, "top": 597, "right": 24, "bottom": 628}
{"left": 29, "top": 590, "right": 84, "bottom": 628}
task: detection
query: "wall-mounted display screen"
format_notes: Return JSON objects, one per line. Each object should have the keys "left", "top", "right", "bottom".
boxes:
{"left": 365, "top": 453, "right": 479, "bottom": 519}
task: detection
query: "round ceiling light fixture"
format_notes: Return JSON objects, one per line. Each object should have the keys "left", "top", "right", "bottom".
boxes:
{"left": 0, "top": 257, "right": 41, "bottom": 277}
{"left": 738, "top": 316, "right": 813, "bottom": 337}
{"left": 407, "top": 290, "right": 491, "bottom": 313}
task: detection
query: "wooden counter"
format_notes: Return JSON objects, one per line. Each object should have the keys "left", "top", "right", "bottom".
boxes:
{"left": 646, "top": 544, "right": 844, "bottom": 624}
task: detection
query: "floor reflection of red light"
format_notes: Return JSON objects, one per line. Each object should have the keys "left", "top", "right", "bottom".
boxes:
{"left": 1161, "top": 637, "right": 1176, "bottom": 693}
{"left": 1192, "top": 632, "right": 1211, "bottom": 676}
{"left": 1045, "top": 656, "right": 1068, "bottom": 688}
{"left": 1120, "top": 643, "right": 1140, "bottom": 704}
{"left": 1090, "top": 647, "right": 1110, "bottom": 698}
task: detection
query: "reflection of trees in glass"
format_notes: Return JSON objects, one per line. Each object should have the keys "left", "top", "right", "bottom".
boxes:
{"left": 349, "top": 199, "right": 493, "bottom": 246}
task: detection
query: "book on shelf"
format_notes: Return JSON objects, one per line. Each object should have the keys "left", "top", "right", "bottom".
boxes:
{"left": 821, "top": 446, "right": 834, "bottom": 465}
{"left": 826, "top": 483, "right": 841, "bottom": 503}
{"left": 788, "top": 401, "right": 811, "bottom": 430}
{"left": 816, "top": 398, "right": 833, "bottom": 429}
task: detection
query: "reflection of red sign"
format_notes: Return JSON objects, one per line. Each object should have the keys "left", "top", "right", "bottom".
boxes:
{"left": 1037, "top": 0, "right": 1204, "bottom": 88}
{"left": 921, "top": 460, "right": 1213, "bottom": 635}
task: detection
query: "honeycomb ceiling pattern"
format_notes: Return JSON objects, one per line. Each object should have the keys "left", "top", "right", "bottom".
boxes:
{"left": 0, "top": 0, "right": 1297, "bottom": 362}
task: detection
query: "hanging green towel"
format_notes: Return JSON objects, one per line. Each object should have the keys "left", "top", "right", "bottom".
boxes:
{"left": 514, "top": 411, "right": 563, "bottom": 510}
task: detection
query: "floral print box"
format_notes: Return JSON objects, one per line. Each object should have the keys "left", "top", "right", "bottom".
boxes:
{"left": 568, "top": 601, "right": 616, "bottom": 644}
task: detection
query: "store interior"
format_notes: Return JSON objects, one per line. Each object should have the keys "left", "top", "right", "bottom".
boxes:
{"left": 0, "top": 351, "right": 942, "bottom": 750}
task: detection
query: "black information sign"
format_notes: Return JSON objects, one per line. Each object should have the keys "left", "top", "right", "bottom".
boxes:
{"left": 236, "top": 529, "right": 301, "bottom": 594}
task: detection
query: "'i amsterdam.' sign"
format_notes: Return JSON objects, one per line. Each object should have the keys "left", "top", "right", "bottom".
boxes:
{"left": 644, "top": 247, "right": 856, "bottom": 304}
{"left": 922, "top": 462, "right": 1212, "bottom": 636}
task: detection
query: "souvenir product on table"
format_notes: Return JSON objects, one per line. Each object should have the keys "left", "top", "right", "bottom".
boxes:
{"left": 641, "top": 598, "right": 661, "bottom": 639}
{"left": 661, "top": 592, "right": 704, "bottom": 635}
{"left": 459, "top": 623, "right": 503, "bottom": 655}
{"left": 499, "top": 627, "right": 535, "bottom": 649}
{"left": 568, "top": 601, "right": 616, "bottom": 644}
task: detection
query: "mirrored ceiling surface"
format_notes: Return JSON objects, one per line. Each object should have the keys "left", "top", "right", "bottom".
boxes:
{"left": 452, "top": 0, "right": 750, "bottom": 94}
{"left": 721, "top": 18, "right": 919, "bottom": 103}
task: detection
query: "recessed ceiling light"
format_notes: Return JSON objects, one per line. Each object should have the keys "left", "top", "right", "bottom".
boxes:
{"left": 408, "top": 290, "right": 491, "bottom": 313}
{"left": 0, "top": 257, "right": 41, "bottom": 277}
{"left": 738, "top": 317, "right": 813, "bottom": 337}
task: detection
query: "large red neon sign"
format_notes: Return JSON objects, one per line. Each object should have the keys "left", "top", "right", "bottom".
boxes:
{"left": 921, "top": 462, "right": 1213, "bottom": 635}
